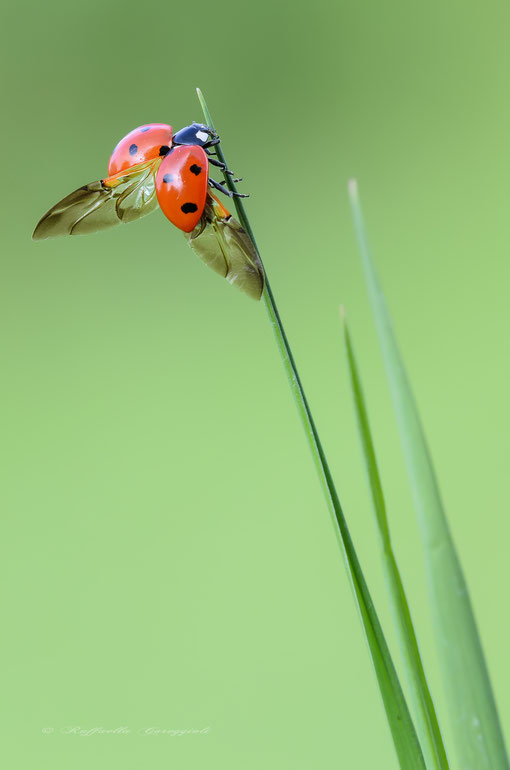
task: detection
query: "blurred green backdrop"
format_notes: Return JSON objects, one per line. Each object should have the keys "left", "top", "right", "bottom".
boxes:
{"left": 2, "top": 0, "right": 510, "bottom": 767}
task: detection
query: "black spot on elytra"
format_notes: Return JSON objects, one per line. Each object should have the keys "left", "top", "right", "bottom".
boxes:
{"left": 181, "top": 202, "right": 198, "bottom": 214}
{"left": 189, "top": 164, "right": 202, "bottom": 175}
{"left": 159, "top": 145, "right": 171, "bottom": 156}
{"left": 129, "top": 143, "right": 138, "bottom": 155}
{"left": 162, "top": 173, "right": 174, "bottom": 183}
{"left": 140, "top": 126, "right": 150, "bottom": 132}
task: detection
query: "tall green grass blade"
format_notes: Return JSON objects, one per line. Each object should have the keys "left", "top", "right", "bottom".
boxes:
{"left": 342, "top": 309, "right": 449, "bottom": 770}
{"left": 197, "top": 89, "right": 426, "bottom": 769}
{"left": 348, "top": 179, "right": 509, "bottom": 770}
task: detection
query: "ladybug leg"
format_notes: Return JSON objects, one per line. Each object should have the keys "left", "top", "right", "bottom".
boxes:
{"left": 208, "top": 178, "right": 249, "bottom": 199}
{"left": 208, "top": 156, "right": 236, "bottom": 177}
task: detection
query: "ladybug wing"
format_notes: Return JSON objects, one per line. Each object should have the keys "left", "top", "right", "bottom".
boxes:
{"left": 33, "top": 158, "right": 161, "bottom": 240}
{"left": 156, "top": 146, "right": 208, "bottom": 233}
{"left": 185, "top": 194, "right": 265, "bottom": 300}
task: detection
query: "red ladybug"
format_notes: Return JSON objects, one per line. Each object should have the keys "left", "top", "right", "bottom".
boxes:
{"left": 33, "top": 122, "right": 264, "bottom": 299}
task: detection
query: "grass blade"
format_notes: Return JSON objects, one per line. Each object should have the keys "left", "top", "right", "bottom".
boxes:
{"left": 342, "top": 309, "right": 449, "bottom": 770}
{"left": 197, "top": 89, "right": 426, "bottom": 769}
{"left": 348, "top": 178, "right": 509, "bottom": 770}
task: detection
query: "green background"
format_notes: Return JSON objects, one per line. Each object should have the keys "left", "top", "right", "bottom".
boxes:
{"left": 2, "top": 0, "right": 510, "bottom": 767}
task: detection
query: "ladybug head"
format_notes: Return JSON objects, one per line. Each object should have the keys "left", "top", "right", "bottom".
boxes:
{"left": 173, "top": 122, "right": 218, "bottom": 147}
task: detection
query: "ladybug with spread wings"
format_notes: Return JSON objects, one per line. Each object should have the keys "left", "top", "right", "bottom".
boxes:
{"left": 33, "top": 122, "right": 265, "bottom": 300}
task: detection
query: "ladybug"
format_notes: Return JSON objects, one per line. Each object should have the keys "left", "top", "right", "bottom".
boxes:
{"left": 33, "top": 122, "right": 264, "bottom": 300}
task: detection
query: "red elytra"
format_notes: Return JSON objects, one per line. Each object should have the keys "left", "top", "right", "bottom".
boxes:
{"left": 108, "top": 123, "right": 173, "bottom": 176}
{"left": 155, "top": 145, "right": 209, "bottom": 233}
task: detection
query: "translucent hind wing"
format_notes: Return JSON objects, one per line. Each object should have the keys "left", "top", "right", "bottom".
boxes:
{"left": 219, "top": 216, "right": 265, "bottom": 299}
{"left": 32, "top": 158, "right": 161, "bottom": 240}
{"left": 185, "top": 194, "right": 264, "bottom": 300}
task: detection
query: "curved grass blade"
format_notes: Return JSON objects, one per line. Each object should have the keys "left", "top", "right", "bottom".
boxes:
{"left": 197, "top": 89, "right": 426, "bottom": 769}
{"left": 348, "top": 179, "right": 509, "bottom": 770}
{"left": 342, "top": 309, "right": 449, "bottom": 770}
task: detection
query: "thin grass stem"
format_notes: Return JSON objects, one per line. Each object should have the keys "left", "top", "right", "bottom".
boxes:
{"left": 196, "top": 88, "right": 426, "bottom": 769}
